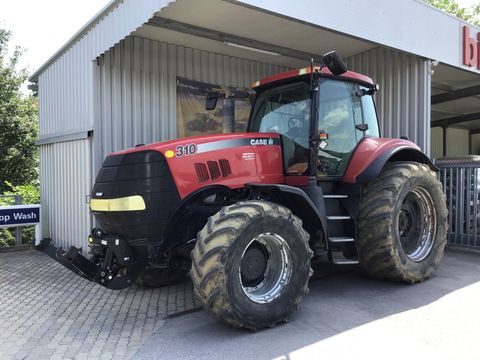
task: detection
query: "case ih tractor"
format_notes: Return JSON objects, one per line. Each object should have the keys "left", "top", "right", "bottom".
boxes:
{"left": 37, "top": 51, "right": 447, "bottom": 330}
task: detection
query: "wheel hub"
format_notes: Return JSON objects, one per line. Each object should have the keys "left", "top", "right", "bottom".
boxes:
{"left": 398, "top": 187, "right": 437, "bottom": 262}
{"left": 399, "top": 209, "right": 413, "bottom": 236}
{"left": 239, "top": 232, "right": 293, "bottom": 304}
{"left": 240, "top": 245, "right": 268, "bottom": 286}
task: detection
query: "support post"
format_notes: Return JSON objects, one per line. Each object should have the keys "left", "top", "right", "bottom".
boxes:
{"left": 223, "top": 88, "right": 235, "bottom": 133}
{"left": 14, "top": 195, "right": 22, "bottom": 246}
{"left": 442, "top": 126, "right": 447, "bottom": 157}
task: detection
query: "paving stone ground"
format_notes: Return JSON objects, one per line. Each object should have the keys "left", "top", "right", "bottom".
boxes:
{"left": 0, "top": 250, "right": 200, "bottom": 360}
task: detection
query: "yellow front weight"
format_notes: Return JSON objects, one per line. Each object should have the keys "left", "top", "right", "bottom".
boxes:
{"left": 90, "top": 195, "right": 146, "bottom": 212}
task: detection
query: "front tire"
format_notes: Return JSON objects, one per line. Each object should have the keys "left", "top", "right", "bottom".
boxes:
{"left": 190, "top": 200, "right": 312, "bottom": 330}
{"left": 356, "top": 162, "right": 448, "bottom": 283}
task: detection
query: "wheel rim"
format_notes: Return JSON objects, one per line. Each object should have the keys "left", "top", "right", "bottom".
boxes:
{"left": 239, "top": 232, "right": 293, "bottom": 304}
{"left": 398, "top": 186, "right": 437, "bottom": 262}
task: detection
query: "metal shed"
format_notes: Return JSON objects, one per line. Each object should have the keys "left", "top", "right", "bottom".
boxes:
{"left": 30, "top": 0, "right": 480, "bottom": 249}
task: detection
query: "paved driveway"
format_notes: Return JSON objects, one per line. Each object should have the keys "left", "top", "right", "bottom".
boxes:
{"left": 135, "top": 248, "right": 480, "bottom": 360}
{"left": 0, "top": 250, "right": 199, "bottom": 360}
{"left": 1, "top": 248, "right": 479, "bottom": 360}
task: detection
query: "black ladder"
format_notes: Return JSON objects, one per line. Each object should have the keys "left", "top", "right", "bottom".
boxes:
{"left": 324, "top": 194, "right": 359, "bottom": 265}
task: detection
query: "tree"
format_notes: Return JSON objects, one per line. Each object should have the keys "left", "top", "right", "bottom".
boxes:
{"left": 424, "top": 0, "right": 480, "bottom": 26}
{"left": 0, "top": 29, "right": 38, "bottom": 246}
{"left": 0, "top": 29, "right": 38, "bottom": 194}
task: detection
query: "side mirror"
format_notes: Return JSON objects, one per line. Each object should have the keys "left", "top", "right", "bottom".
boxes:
{"left": 205, "top": 92, "right": 219, "bottom": 111}
{"left": 322, "top": 51, "right": 347, "bottom": 76}
{"left": 355, "top": 123, "right": 369, "bottom": 132}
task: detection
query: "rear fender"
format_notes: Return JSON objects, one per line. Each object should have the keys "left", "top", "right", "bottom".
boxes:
{"left": 344, "top": 138, "right": 437, "bottom": 184}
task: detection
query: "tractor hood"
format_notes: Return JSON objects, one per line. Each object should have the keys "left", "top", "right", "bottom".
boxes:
{"left": 111, "top": 132, "right": 285, "bottom": 199}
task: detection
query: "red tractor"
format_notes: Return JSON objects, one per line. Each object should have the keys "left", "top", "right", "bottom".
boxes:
{"left": 37, "top": 51, "right": 447, "bottom": 330}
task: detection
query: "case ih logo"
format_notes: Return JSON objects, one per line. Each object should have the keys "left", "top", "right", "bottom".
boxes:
{"left": 463, "top": 26, "right": 480, "bottom": 69}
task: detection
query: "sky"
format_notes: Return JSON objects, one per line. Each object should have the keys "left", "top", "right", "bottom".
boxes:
{"left": 0, "top": 0, "right": 479, "bottom": 78}
{"left": 458, "top": 0, "right": 479, "bottom": 6}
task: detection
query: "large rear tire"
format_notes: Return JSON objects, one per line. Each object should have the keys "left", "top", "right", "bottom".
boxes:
{"left": 190, "top": 200, "right": 313, "bottom": 330}
{"left": 356, "top": 162, "right": 448, "bottom": 283}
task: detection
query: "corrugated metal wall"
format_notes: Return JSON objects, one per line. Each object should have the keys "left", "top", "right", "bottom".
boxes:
{"left": 346, "top": 47, "right": 431, "bottom": 154}
{"left": 431, "top": 127, "right": 443, "bottom": 159}
{"left": 430, "top": 127, "right": 471, "bottom": 159}
{"left": 94, "top": 36, "right": 287, "bottom": 170}
{"left": 37, "top": 0, "right": 175, "bottom": 136}
{"left": 472, "top": 134, "right": 480, "bottom": 154}
{"left": 39, "top": 139, "right": 92, "bottom": 249}
{"left": 36, "top": 0, "right": 176, "bottom": 249}
{"left": 446, "top": 128, "right": 470, "bottom": 156}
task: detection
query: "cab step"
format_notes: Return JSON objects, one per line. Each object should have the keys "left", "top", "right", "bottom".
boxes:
{"left": 329, "top": 237, "right": 355, "bottom": 243}
{"left": 333, "top": 258, "right": 359, "bottom": 265}
{"left": 326, "top": 215, "right": 351, "bottom": 220}
{"left": 324, "top": 194, "right": 348, "bottom": 199}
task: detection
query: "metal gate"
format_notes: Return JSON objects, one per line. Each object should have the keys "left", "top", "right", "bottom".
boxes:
{"left": 436, "top": 156, "right": 480, "bottom": 248}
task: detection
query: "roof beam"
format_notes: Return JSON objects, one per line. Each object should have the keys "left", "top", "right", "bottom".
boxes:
{"left": 470, "top": 128, "right": 480, "bottom": 135}
{"left": 431, "top": 112, "right": 480, "bottom": 128}
{"left": 147, "top": 17, "right": 322, "bottom": 62}
{"left": 431, "top": 85, "right": 480, "bottom": 104}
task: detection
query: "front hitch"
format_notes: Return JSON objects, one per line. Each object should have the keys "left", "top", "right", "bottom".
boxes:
{"left": 35, "top": 238, "right": 141, "bottom": 290}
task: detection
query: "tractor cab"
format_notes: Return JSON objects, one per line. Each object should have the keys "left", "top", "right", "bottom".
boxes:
{"left": 249, "top": 65, "right": 380, "bottom": 178}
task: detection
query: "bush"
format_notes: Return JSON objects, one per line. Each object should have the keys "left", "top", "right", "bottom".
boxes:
{"left": 0, "top": 228, "right": 15, "bottom": 247}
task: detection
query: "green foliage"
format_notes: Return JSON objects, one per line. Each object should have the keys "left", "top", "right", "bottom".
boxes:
{"left": 424, "top": 0, "right": 480, "bottom": 26}
{"left": 0, "top": 29, "right": 39, "bottom": 247}
{"left": 0, "top": 29, "right": 39, "bottom": 194}
{"left": 1, "top": 182, "right": 40, "bottom": 205}
{"left": 0, "top": 228, "right": 15, "bottom": 247}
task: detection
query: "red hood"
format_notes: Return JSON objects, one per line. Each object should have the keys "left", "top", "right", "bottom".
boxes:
{"left": 112, "top": 132, "right": 284, "bottom": 199}
{"left": 111, "top": 132, "right": 280, "bottom": 157}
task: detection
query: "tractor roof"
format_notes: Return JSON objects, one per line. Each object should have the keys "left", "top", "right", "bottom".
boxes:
{"left": 251, "top": 66, "right": 374, "bottom": 89}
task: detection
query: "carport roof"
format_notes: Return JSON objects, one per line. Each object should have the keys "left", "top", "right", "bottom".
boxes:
{"left": 432, "top": 63, "right": 480, "bottom": 131}
{"left": 29, "top": 0, "right": 480, "bottom": 81}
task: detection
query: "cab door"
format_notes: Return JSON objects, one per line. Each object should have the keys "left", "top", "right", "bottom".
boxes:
{"left": 317, "top": 79, "right": 379, "bottom": 177}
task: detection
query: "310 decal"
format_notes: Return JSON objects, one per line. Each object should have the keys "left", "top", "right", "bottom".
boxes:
{"left": 175, "top": 143, "right": 197, "bottom": 157}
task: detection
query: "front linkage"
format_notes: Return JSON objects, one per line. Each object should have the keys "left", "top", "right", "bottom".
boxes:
{"left": 34, "top": 235, "right": 142, "bottom": 290}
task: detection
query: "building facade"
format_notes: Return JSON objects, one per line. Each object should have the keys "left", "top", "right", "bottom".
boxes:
{"left": 30, "top": 0, "right": 480, "bottom": 248}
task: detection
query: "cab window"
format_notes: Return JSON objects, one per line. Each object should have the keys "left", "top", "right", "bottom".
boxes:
{"left": 317, "top": 79, "right": 361, "bottom": 177}
{"left": 250, "top": 82, "right": 311, "bottom": 173}
{"left": 359, "top": 87, "right": 380, "bottom": 138}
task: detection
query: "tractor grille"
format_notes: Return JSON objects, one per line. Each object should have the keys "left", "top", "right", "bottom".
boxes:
{"left": 195, "top": 163, "right": 210, "bottom": 183}
{"left": 195, "top": 159, "right": 231, "bottom": 183}
{"left": 91, "top": 150, "right": 181, "bottom": 244}
{"left": 219, "top": 159, "right": 232, "bottom": 177}
{"left": 207, "top": 161, "right": 221, "bottom": 180}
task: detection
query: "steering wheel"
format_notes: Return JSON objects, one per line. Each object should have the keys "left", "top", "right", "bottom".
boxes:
{"left": 317, "top": 150, "right": 342, "bottom": 175}
{"left": 288, "top": 116, "right": 303, "bottom": 130}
